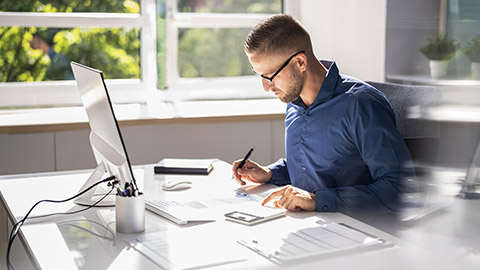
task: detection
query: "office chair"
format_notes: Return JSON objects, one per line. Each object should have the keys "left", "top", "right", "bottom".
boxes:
{"left": 366, "top": 81, "right": 441, "bottom": 176}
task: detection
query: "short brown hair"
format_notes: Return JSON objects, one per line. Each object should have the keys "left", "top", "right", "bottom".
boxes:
{"left": 244, "top": 14, "right": 312, "bottom": 56}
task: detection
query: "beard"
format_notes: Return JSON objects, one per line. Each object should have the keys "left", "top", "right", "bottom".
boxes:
{"left": 277, "top": 68, "right": 305, "bottom": 103}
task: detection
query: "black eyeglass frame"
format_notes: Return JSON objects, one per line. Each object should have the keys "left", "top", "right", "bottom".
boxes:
{"left": 251, "top": 50, "right": 305, "bottom": 83}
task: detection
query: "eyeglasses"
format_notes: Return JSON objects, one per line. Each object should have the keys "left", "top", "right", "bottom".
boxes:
{"left": 251, "top": 51, "right": 305, "bottom": 84}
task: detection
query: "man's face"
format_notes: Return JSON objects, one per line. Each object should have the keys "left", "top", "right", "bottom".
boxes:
{"left": 248, "top": 52, "right": 305, "bottom": 103}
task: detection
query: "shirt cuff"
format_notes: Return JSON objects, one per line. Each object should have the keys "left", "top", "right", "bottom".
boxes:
{"left": 314, "top": 189, "right": 337, "bottom": 212}
{"left": 266, "top": 165, "right": 288, "bottom": 186}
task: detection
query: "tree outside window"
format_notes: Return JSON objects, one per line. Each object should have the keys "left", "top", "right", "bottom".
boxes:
{"left": 0, "top": 0, "right": 141, "bottom": 82}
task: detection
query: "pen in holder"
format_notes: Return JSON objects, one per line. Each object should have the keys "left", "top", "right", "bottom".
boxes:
{"left": 115, "top": 192, "right": 145, "bottom": 233}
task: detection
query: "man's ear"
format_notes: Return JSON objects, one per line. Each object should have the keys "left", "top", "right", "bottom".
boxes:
{"left": 296, "top": 53, "right": 307, "bottom": 72}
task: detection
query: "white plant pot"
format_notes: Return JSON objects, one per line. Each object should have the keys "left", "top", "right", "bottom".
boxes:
{"left": 429, "top": 60, "right": 449, "bottom": 79}
{"left": 471, "top": 62, "right": 480, "bottom": 80}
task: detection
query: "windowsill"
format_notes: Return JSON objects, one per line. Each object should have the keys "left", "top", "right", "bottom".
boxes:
{"left": 0, "top": 99, "right": 286, "bottom": 134}
{"left": 387, "top": 74, "right": 480, "bottom": 86}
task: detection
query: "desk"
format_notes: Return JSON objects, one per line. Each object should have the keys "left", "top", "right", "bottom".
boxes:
{"left": 1, "top": 161, "right": 479, "bottom": 269}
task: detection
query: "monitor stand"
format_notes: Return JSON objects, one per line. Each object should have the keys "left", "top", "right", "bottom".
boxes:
{"left": 458, "top": 142, "right": 480, "bottom": 200}
{"left": 74, "top": 162, "right": 116, "bottom": 206}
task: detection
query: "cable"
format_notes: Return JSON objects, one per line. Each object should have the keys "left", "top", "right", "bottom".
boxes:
{"left": 7, "top": 177, "right": 116, "bottom": 269}
{"left": 6, "top": 175, "right": 117, "bottom": 270}
{"left": 57, "top": 218, "right": 116, "bottom": 241}
{"left": 27, "top": 188, "right": 113, "bottom": 220}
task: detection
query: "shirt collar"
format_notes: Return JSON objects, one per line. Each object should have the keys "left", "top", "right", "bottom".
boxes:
{"left": 292, "top": 60, "right": 340, "bottom": 108}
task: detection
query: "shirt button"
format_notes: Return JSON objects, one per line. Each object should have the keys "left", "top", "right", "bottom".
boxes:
{"left": 302, "top": 166, "right": 306, "bottom": 171}
{"left": 300, "top": 138, "right": 304, "bottom": 143}
{"left": 323, "top": 206, "right": 328, "bottom": 211}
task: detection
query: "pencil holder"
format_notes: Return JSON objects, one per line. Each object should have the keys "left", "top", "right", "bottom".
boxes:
{"left": 115, "top": 192, "right": 145, "bottom": 233}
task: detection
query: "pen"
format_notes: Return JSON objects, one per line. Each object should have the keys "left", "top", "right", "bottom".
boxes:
{"left": 232, "top": 147, "right": 254, "bottom": 179}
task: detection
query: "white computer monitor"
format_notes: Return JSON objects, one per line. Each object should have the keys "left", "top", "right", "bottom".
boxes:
{"left": 70, "top": 61, "right": 138, "bottom": 206}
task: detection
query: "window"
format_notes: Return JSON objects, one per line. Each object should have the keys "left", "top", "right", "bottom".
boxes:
{"left": 160, "top": 0, "right": 285, "bottom": 100}
{"left": 0, "top": 0, "right": 154, "bottom": 108}
{"left": 385, "top": 0, "right": 480, "bottom": 85}
{"left": 1, "top": 0, "right": 293, "bottom": 109}
{"left": 445, "top": 0, "right": 480, "bottom": 79}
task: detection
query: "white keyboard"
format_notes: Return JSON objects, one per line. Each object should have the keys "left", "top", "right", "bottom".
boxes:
{"left": 145, "top": 198, "right": 216, "bottom": 225}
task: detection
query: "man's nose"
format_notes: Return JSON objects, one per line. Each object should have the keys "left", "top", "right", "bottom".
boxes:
{"left": 262, "top": 79, "right": 275, "bottom": 92}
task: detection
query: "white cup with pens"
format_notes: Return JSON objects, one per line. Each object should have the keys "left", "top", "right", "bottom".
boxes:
{"left": 115, "top": 182, "right": 145, "bottom": 233}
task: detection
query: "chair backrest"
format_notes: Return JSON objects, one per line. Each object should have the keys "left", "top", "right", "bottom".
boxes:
{"left": 366, "top": 81, "right": 441, "bottom": 169}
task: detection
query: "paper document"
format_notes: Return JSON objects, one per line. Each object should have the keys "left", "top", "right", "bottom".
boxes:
{"left": 126, "top": 231, "right": 245, "bottom": 270}
{"left": 237, "top": 222, "right": 389, "bottom": 264}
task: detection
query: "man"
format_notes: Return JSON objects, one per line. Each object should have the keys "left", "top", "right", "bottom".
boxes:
{"left": 30, "top": 32, "right": 73, "bottom": 80}
{"left": 232, "top": 14, "right": 416, "bottom": 217}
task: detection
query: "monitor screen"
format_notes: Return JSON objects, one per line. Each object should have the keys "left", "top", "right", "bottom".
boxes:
{"left": 71, "top": 61, "right": 137, "bottom": 205}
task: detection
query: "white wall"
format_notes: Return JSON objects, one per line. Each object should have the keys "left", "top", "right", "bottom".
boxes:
{"left": 299, "top": 0, "right": 387, "bottom": 82}
{"left": 0, "top": 118, "right": 285, "bottom": 175}
{"left": 0, "top": 133, "right": 55, "bottom": 173}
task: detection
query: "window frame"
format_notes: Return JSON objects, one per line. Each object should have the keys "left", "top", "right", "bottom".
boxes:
{"left": 165, "top": 0, "right": 299, "bottom": 100}
{"left": 0, "top": 0, "right": 298, "bottom": 108}
{"left": 0, "top": 0, "right": 156, "bottom": 108}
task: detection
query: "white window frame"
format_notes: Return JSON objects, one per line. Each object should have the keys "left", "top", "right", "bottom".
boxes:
{"left": 0, "top": 0, "right": 157, "bottom": 108}
{"left": 0, "top": 0, "right": 299, "bottom": 107}
{"left": 164, "top": 0, "right": 299, "bottom": 101}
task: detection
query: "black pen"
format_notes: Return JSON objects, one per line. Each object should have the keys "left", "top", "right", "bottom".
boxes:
{"left": 232, "top": 147, "right": 254, "bottom": 179}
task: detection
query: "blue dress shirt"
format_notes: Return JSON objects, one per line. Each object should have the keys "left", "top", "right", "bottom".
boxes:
{"left": 267, "top": 60, "right": 416, "bottom": 215}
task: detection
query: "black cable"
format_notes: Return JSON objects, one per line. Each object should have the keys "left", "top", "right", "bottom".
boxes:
{"left": 8, "top": 175, "right": 116, "bottom": 243}
{"left": 27, "top": 188, "right": 114, "bottom": 220}
{"left": 6, "top": 175, "right": 117, "bottom": 270}
{"left": 7, "top": 178, "right": 115, "bottom": 269}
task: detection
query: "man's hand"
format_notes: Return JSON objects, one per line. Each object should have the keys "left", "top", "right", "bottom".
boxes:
{"left": 262, "top": 185, "right": 316, "bottom": 212}
{"left": 231, "top": 159, "right": 272, "bottom": 186}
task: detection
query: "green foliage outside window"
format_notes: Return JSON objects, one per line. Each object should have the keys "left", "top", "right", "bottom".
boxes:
{"left": 175, "top": 0, "right": 281, "bottom": 79}
{"left": 0, "top": 0, "right": 140, "bottom": 82}
{"left": 1, "top": 0, "right": 281, "bottom": 87}
{"left": 178, "top": 28, "right": 252, "bottom": 78}
{"left": 0, "top": 0, "right": 139, "bottom": 13}
{"left": 177, "top": 0, "right": 281, "bottom": 13}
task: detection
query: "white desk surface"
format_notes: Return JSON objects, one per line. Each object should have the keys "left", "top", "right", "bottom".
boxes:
{"left": 1, "top": 162, "right": 479, "bottom": 270}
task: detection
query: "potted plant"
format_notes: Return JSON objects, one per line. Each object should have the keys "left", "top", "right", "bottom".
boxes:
{"left": 420, "top": 34, "right": 459, "bottom": 79}
{"left": 463, "top": 34, "right": 480, "bottom": 80}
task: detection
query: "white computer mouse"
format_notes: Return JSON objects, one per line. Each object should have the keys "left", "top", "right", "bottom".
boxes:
{"left": 161, "top": 180, "right": 192, "bottom": 191}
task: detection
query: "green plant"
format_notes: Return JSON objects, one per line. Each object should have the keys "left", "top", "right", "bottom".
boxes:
{"left": 420, "top": 34, "right": 459, "bottom": 61}
{"left": 463, "top": 35, "right": 480, "bottom": 63}
{"left": 0, "top": 0, "right": 141, "bottom": 82}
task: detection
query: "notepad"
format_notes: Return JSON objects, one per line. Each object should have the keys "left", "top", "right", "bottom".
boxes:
{"left": 154, "top": 158, "right": 215, "bottom": 175}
